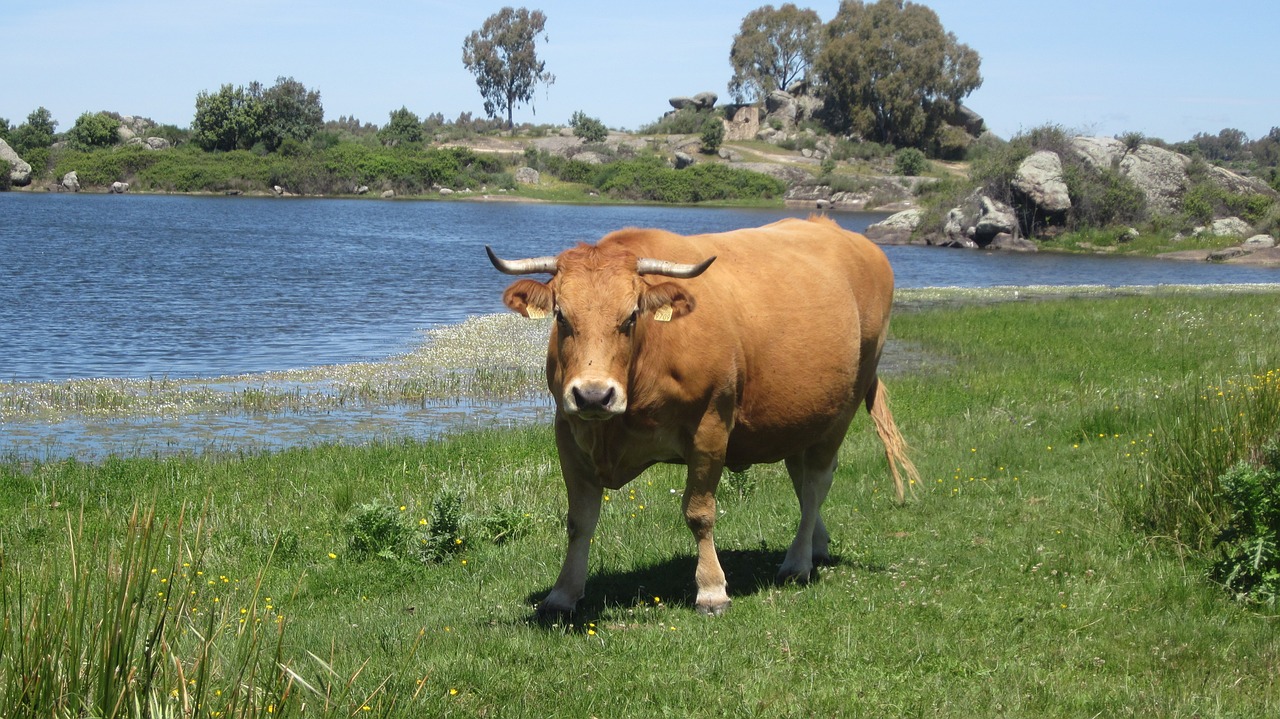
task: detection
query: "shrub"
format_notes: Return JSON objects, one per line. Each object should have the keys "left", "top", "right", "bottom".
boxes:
{"left": 344, "top": 500, "right": 412, "bottom": 560}
{"left": 830, "top": 138, "right": 892, "bottom": 162}
{"left": 418, "top": 489, "right": 466, "bottom": 563}
{"left": 638, "top": 107, "right": 714, "bottom": 135}
{"left": 51, "top": 145, "right": 162, "bottom": 187}
{"left": 967, "top": 137, "right": 1029, "bottom": 206}
{"left": 1138, "top": 369, "right": 1280, "bottom": 551}
{"left": 1210, "top": 438, "right": 1280, "bottom": 606}
{"left": 932, "top": 123, "right": 972, "bottom": 160}
{"left": 595, "top": 156, "right": 785, "bottom": 203}
{"left": 1118, "top": 131, "right": 1145, "bottom": 152}
{"left": 700, "top": 117, "right": 725, "bottom": 154}
{"left": 894, "top": 147, "right": 928, "bottom": 176}
{"left": 1254, "top": 201, "right": 1280, "bottom": 237}
{"left": 1181, "top": 163, "right": 1275, "bottom": 227}
{"left": 66, "top": 112, "right": 120, "bottom": 151}
{"left": 1063, "top": 162, "right": 1148, "bottom": 229}
{"left": 569, "top": 110, "right": 608, "bottom": 143}
{"left": 0, "top": 159, "right": 9, "bottom": 191}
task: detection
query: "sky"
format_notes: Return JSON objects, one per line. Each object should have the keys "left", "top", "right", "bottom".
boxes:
{"left": 4, "top": 0, "right": 1278, "bottom": 144}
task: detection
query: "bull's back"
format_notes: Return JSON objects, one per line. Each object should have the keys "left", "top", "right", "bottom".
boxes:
{"left": 608, "top": 218, "right": 895, "bottom": 463}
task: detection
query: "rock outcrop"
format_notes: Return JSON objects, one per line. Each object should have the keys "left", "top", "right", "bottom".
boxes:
{"left": 669, "top": 93, "right": 718, "bottom": 111}
{"left": 920, "top": 189, "right": 1034, "bottom": 251}
{"left": 1013, "top": 151, "right": 1071, "bottom": 213}
{"left": 1, "top": 138, "right": 32, "bottom": 185}
{"left": 863, "top": 209, "right": 922, "bottom": 244}
{"left": 60, "top": 171, "right": 81, "bottom": 192}
{"left": 725, "top": 106, "right": 760, "bottom": 142}
{"left": 514, "top": 167, "right": 540, "bottom": 185}
{"left": 1061, "top": 137, "right": 1275, "bottom": 217}
{"left": 973, "top": 196, "right": 1020, "bottom": 244}
{"left": 991, "top": 136, "right": 1277, "bottom": 243}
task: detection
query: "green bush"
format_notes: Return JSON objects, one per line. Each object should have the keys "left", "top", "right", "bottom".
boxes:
{"left": 569, "top": 110, "right": 608, "bottom": 143}
{"left": 1139, "top": 369, "right": 1280, "bottom": 551}
{"left": 1254, "top": 202, "right": 1280, "bottom": 237}
{"left": 66, "top": 112, "right": 120, "bottom": 151}
{"left": 1211, "top": 438, "right": 1280, "bottom": 606}
{"left": 417, "top": 489, "right": 466, "bottom": 563}
{"left": 932, "top": 123, "right": 972, "bottom": 160}
{"left": 700, "top": 117, "right": 725, "bottom": 154}
{"left": 1181, "top": 163, "right": 1275, "bottom": 227}
{"left": 893, "top": 147, "right": 928, "bottom": 176}
{"left": 1062, "top": 162, "right": 1147, "bottom": 229}
{"left": 51, "top": 145, "right": 162, "bottom": 187}
{"left": 639, "top": 107, "right": 714, "bottom": 135}
{"left": 344, "top": 500, "right": 412, "bottom": 560}
{"left": 967, "top": 137, "right": 1030, "bottom": 207}
{"left": 830, "top": 138, "right": 892, "bottom": 162}
{"left": 46, "top": 143, "right": 519, "bottom": 195}
{"left": 0, "top": 159, "right": 9, "bottom": 191}
{"left": 595, "top": 156, "right": 785, "bottom": 203}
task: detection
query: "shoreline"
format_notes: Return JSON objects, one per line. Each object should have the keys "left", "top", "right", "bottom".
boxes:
{"left": 8, "top": 187, "right": 1279, "bottom": 265}
{"left": 5, "top": 283, "right": 1280, "bottom": 419}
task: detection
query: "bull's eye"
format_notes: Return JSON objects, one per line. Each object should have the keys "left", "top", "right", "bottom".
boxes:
{"left": 554, "top": 308, "right": 572, "bottom": 334}
{"left": 620, "top": 310, "right": 639, "bottom": 334}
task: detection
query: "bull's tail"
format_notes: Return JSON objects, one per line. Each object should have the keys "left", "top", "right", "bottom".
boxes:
{"left": 866, "top": 378, "right": 920, "bottom": 502}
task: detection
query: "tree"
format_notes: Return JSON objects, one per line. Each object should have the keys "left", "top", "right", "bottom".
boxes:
{"left": 728, "top": 4, "right": 822, "bottom": 103}
{"left": 569, "top": 110, "right": 607, "bottom": 143}
{"left": 258, "top": 76, "right": 324, "bottom": 152}
{"left": 66, "top": 111, "right": 120, "bottom": 151}
{"left": 462, "top": 7, "right": 555, "bottom": 129}
{"left": 816, "top": 0, "right": 981, "bottom": 149}
{"left": 9, "top": 107, "right": 58, "bottom": 155}
{"left": 380, "top": 107, "right": 424, "bottom": 145}
{"left": 192, "top": 84, "right": 264, "bottom": 151}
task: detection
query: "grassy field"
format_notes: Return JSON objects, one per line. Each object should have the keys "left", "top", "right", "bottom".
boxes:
{"left": 3, "top": 288, "right": 1279, "bottom": 717}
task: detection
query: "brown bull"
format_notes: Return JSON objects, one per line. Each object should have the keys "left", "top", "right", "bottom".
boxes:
{"left": 488, "top": 216, "right": 918, "bottom": 616}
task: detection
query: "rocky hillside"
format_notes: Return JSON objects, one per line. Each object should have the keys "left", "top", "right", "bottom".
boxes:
{"left": 865, "top": 135, "right": 1279, "bottom": 265}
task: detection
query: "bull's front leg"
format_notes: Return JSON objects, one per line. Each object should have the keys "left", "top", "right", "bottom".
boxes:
{"left": 680, "top": 450, "right": 732, "bottom": 614}
{"left": 538, "top": 424, "right": 602, "bottom": 618}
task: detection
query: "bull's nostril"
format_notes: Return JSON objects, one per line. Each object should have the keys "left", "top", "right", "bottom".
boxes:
{"left": 572, "top": 384, "right": 616, "bottom": 411}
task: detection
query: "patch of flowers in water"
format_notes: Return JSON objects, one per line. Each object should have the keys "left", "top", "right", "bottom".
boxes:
{"left": 1, "top": 313, "right": 549, "bottom": 423}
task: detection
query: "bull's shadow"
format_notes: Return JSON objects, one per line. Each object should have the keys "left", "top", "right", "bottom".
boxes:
{"left": 522, "top": 545, "right": 870, "bottom": 623}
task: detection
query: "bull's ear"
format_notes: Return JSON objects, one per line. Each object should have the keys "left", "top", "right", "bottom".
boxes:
{"left": 640, "top": 282, "right": 695, "bottom": 322}
{"left": 503, "top": 279, "right": 554, "bottom": 319}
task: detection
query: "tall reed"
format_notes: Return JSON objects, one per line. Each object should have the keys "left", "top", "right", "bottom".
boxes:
{"left": 1135, "top": 367, "right": 1280, "bottom": 549}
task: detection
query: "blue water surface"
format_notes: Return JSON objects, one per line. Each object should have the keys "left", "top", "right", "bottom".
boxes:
{"left": 3, "top": 193, "right": 1276, "bottom": 383}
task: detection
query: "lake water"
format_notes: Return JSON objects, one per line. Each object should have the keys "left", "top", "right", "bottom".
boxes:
{"left": 3, "top": 192, "right": 1278, "bottom": 383}
{"left": 2, "top": 192, "right": 1278, "bottom": 460}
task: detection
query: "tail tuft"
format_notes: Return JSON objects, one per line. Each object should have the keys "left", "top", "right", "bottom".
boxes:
{"left": 867, "top": 379, "right": 920, "bottom": 503}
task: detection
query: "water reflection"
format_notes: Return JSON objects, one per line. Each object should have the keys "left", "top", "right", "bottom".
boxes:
{"left": 2, "top": 398, "right": 555, "bottom": 461}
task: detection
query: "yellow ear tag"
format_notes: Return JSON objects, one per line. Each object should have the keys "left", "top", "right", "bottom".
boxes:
{"left": 525, "top": 306, "right": 549, "bottom": 319}
{"left": 653, "top": 305, "right": 674, "bottom": 322}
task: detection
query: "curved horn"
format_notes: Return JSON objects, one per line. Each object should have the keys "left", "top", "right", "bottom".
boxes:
{"left": 636, "top": 255, "right": 716, "bottom": 279}
{"left": 486, "top": 245, "right": 558, "bottom": 275}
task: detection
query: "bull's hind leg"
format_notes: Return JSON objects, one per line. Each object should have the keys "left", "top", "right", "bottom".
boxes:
{"left": 778, "top": 440, "right": 842, "bottom": 583}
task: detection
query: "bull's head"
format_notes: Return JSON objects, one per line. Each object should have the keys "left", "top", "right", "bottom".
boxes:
{"left": 488, "top": 244, "right": 714, "bottom": 420}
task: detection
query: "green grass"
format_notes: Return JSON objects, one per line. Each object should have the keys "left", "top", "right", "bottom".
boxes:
{"left": 1047, "top": 226, "right": 1246, "bottom": 257}
{"left": 3, "top": 288, "right": 1280, "bottom": 717}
